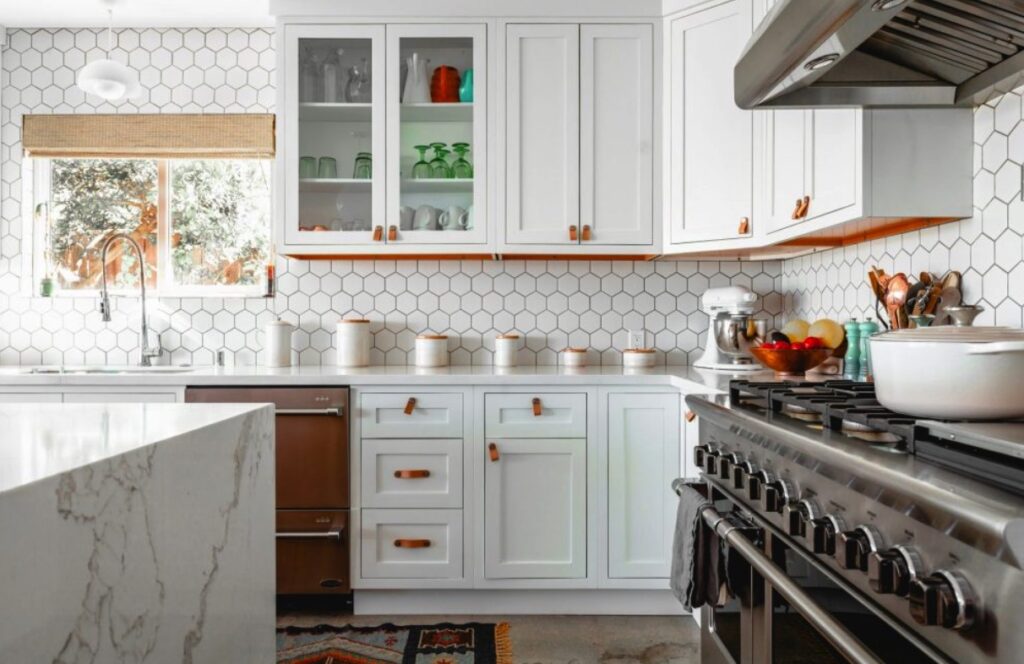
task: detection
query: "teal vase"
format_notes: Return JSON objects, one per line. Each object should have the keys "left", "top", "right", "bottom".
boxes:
{"left": 459, "top": 69, "right": 474, "bottom": 103}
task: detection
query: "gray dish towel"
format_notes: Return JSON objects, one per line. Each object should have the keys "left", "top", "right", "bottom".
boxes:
{"left": 670, "top": 482, "right": 712, "bottom": 611}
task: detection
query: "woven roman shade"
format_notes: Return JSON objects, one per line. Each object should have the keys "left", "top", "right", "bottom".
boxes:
{"left": 22, "top": 113, "right": 276, "bottom": 159}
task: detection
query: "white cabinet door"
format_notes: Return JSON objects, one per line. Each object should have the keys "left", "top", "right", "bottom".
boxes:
{"left": 581, "top": 24, "right": 653, "bottom": 246}
{"left": 484, "top": 438, "right": 586, "bottom": 579}
{"left": 765, "top": 109, "right": 807, "bottom": 233}
{"left": 804, "top": 109, "right": 859, "bottom": 222}
{"left": 505, "top": 24, "right": 580, "bottom": 246}
{"left": 668, "top": 0, "right": 755, "bottom": 245}
{"left": 0, "top": 392, "right": 62, "bottom": 403}
{"left": 607, "top": 393, "right": 680, "bottom": 579}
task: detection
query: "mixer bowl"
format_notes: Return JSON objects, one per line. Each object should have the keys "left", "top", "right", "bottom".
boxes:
{"left": 713, "top": 315, "right": 768, "bottom": 358}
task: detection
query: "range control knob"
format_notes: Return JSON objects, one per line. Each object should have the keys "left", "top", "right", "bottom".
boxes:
{"left": 810, "top": 515, "right": 844, "bottom": 555}
{"left": 718, "top": 453, "right": 741, "bottom": 481}
{"left": 760, "top": 479, "right": 796, "bottom": 514}
{"left": 732, "top": 461, "right": 755, "bottom": 491}
{"left": 908, "top": 570, "right": 977, "bottom": 630}
{"left": 693, "top": 445, "right": 713, "bottom": 468}
{"left": 868, "top": 546, "right": 922, "bottom": 596}
{"left": 704, "top": 449, "right": 721, "bottom": 476}
{"left": 747, "top": 470, "right": 773, "bottom": 502}
{"left": 783, "top": 499, "right": 821, "bottom": 537}
{"left": 836, "top": 525, "right": 883, "bottom": 571}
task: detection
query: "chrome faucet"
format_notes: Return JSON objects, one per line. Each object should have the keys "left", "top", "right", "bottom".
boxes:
{"left": 99, "top": 233, "right": 162, "bottom": 367}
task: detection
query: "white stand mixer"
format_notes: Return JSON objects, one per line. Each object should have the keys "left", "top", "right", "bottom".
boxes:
{"left": 693, "top": 286, "right": 767, "bottom": 371}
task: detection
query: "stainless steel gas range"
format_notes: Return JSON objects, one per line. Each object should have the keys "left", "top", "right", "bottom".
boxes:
{"left": 681, "top": 380, "right": 1024, "bottom": 664}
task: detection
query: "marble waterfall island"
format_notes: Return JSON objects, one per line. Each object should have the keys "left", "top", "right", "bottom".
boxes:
{"left": 0, "top": 403, "right": 275, "bottom": 663}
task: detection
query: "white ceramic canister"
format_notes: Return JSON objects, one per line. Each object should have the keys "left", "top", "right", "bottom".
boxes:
{"left": 415, "top": 334, "right": 449, "bottom": 368}
{"left": 336, "top": 318, "right": 371, "bottom": 367}
{"left": 561, "top": 347, "right": 588, "bottom": 368}
{"left": 494, "top": 333, "right": 520, "bottom": 367}
{"left": 264, "top": 319, "right": 295, "bottom": 367}
{"left": 623, "top": 348, "right": 656, "bottom": 368}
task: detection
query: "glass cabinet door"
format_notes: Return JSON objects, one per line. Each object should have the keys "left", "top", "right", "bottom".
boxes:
{"left": 386, "top": 24, "right": 487, "bottom": 246}
{"left": 284, "top": 25, "right": 385, "bottom": 247}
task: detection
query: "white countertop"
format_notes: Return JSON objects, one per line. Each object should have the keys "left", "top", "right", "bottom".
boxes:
{"left": 0, "top": 402, "right": 269, "bottom": 495}
{"left": 0, "top": 364, "right": 773, "bottom": 391}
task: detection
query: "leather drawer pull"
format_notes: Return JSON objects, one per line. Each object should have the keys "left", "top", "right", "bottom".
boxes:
{"left": 569, "top": 225, "right": 578, "bottom": 242}
{"left": 685, "top": 410, "right": 697, "bottom": 422}
{"left": 387, "top": 225, "right": 397, "bottom": 241}
{"left": 738, "top": 217, "right": 749, "bottom": 235}
{"left": 532, "top": 397, "right": 542, "bottom": 417}
{"left": 404, "top": 397, "right": 417, "bottom": 415}
{"left": 489, "top": 442, "right": 500, "bottom": 462}
{"left": 394, "top": 469, "right": 431, "bottom": 479}
{"left": 394, "top": 538, "right": 431, "bottom": 549}
{"left": 372, "top": 225, "right": 383, "bottom": 242}
{"left": 796, "top": 195, "right": 810, "bottom": 219}
{"left": 581, "top": 224, "right": 592, "bottom": 241}
{"left": 791, "top": 199, "right": 803, "bottom": 220}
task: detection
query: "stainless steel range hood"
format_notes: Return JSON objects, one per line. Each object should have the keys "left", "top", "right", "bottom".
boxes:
{"left": 736, "top": 0, "right": 1024, "bottom": 109}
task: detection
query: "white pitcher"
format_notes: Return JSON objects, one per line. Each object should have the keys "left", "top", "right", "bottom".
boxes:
{"left": 402, "top": 53, "right": 430, "bottom": 104}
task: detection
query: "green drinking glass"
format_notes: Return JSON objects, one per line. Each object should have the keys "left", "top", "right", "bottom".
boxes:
{"left": 429, "top": 145, "right": 452, "bottom": 179}
{"left": 411, "top": 145, "right": 432, "bottom": 179}
{"left": 353, "top": 152, "right": 372, "bottom": 179}
{"left": 451, "top": 142, "right": 473, "bottom": 179}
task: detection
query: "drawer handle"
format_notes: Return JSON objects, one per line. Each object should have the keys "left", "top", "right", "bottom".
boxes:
{"left": 404, "top": 397, "right": 417, "bottom": 415}
{"left": 569, "top": 225, "right": 578, "bottom": 242}
{"left": 738, "top": 217, "right": 749, "bottom": 235}
{"left": 796, "top": 195, "right": 810, "bottom": 219}
{"left": 685, "top": 410, "right": 697, "bottom": 423}
{"left": 394, "top": 469, "right": 431, "bottom": 479}
{"left": 320, "top": 578, "right": 345, "bottom": 588}
{"left": 581, "top": 224, "right": 592, "bottom": 241}
{"left": 373, "top": 225, "right": 384, "bottom": 242}
{"left": 532, "top": 397, "right": 542, "bottom": 417}
{"left": 387, "top": 225, "right": 398, "bottom": 241}
{"left": 489, "top": 442, "right": 500, "bottom": 462}
{"left": 791, "top": 198, "right": 803, "bottom": 220}
{"left": 394, "top": 538, "right": 431, "bottom": 548}
{"left": 276, "top": 530, "right": 342, "bottom": 540}
{"left": 277, "top": 407, "right": 344, "bottom": 417}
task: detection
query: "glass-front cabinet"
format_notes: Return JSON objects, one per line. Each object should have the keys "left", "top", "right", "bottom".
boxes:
{"left": 282, "top": 23, "right": 486, "bottom": 254}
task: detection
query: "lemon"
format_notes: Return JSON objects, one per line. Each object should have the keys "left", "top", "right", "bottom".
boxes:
{"left": 780, "top": 319, "right": 810, "bottom": 343}
{"left": 808, "top": 319, "right": 845, "bottom": 349}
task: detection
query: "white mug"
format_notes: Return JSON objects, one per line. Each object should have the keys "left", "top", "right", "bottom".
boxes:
{"left": 399, "top": 205, "right": 415, "bottom": 230}
{"left": 438, "top": 205, "right": 468, "bottom": 231}
{"left": 463, "top": 205, "right": 474, "bottom": 230}
{"left": 413, "top": 205, "right": 439, "bottom": 231}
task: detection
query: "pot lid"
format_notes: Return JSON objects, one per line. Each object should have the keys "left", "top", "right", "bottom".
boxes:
{"left": 338, "top": 318, "right": 370, "bottom": 324}
{"left": 873, "top": 327, "right": 1024, "bottom": 343}
{"left": 417, "top": 334, "right": 448, "bottom": 340}
{"left": 624, "top": 348, "right": 655, "bottom": 353}
{"left": 562, "top": 347, "right": 587, "bottom": 353}
{"left": 496, "top": 333, "right": 520, "bottom": 339}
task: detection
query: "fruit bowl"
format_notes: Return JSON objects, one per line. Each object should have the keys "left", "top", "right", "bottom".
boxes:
{"left": 750, "top": 347, "right": 833, "bottom": 376}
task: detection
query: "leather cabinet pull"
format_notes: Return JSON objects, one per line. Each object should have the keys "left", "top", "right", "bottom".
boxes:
{"left": 569, "top": 225, "right": 578, "bottom": 242}
{"left": 796, "top": 195, "right": 810, "bottom": 219}
{"left": 387, "top": 225, "right": 397, "bottom": 241}
{"left": 581, "top": 225, "right": 592, "bottom": 241}
{"left": 394, "top": 469, "right": 431, "bottom": 479}
{"left": 685, "top": 410, "right": 697, "bottom": 423}
{"left": 393, "top": 539, "right": 431, "bottom": 549}
{"left": 791, "top": 199, "right": 803, "bottom": 220}
{"left": 532, "top": 397, "right": 542, "bottom": 417}
{"left": 372, "top": 225, "right": 384, "bottom": 242}
{"left": 404, "top": 397, "right": 417, "bottom": 415}
{"left": 489, "top": 442, "right": 500, "bottom": 462}
{"left": 738, "top": 217, "right": 749, "bottom": 235}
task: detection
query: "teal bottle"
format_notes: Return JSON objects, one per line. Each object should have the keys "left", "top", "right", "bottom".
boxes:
{"left": 843, "top": 320, "right": 860, "bottom": 377}
{"left": 857, "top": 321, "right": 879, "bottom": 378}
{"left": 459, "top": 68, "right": 474, "bottom": 103}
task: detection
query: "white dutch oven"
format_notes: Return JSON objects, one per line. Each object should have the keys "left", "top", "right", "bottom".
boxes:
{"left": 870, "top": 327, "right": 1024, "bottom": 420}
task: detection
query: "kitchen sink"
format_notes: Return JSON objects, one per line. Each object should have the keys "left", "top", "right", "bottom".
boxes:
{"left": 22, "top": 366, "right": 197, "bottom": 375}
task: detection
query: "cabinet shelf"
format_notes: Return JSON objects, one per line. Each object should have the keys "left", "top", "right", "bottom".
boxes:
{"left": 299, "top": 178, "right": 372, "bottom": 193}
{"left": 299, "top": 103, "right": 372, "bottom": 122}
{"left": 400, "top": 103, "right": 473, "bottom": 122}
{"left": 401, "top": 178, "right": 474, "bottom": 193}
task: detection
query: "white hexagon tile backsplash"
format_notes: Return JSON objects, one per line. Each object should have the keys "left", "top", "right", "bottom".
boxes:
{"left": 0, "top": 28, "right": 785, "bottom": 366}
{"left": 782, "top": 86, "right": 1024, "bottom": 330}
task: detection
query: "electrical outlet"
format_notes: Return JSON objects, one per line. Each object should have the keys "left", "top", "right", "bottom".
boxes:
{"left": 626, "top": 329, "right": 645, "bottom": 349}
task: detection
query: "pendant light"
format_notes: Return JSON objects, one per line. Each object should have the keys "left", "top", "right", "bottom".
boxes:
{"left": 76, "top": 0, "right": 141, "bottom": 101}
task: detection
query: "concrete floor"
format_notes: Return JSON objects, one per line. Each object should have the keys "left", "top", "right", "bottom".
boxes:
{"left": 278, "top": 605, "right": 701, "bottom": 663}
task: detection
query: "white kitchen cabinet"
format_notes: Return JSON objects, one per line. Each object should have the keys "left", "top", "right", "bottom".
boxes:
{"left": 361, "top": 508, "right": 464, "bottom": 579}
{"left": 667, "top": 0, "right": 756, "bottom": 247}
{"left": 764, "top": 107, "right": 972, "bottom": 239}
{"left": 504, "top": 24, "right": 580, "bottom": 246}
{"left": 484, "top": 437, "right": 587, "bottom": 579}
{"left": 606, "top": 392, "right": 680, "bottom": 579}
{"left": 580, "top": 24, "right": 654, "bottom": 246}
{"left": 361, "top": 438, "right": 463, "bottom": 509}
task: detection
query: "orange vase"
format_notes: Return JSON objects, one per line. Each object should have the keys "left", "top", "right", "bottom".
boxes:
{"left": 430, "top": 66, "right": 461, "bottom": 103}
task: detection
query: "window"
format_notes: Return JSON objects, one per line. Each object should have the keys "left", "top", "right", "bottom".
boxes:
{"left": 34, "top": 157, "right": 272, "bottom": 296}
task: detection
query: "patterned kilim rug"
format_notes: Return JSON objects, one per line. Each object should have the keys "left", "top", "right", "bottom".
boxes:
{"left": 277, "top": 622, "right": 512, "bottom": 664}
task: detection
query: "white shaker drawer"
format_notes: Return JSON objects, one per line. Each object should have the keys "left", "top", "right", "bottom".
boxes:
{"left": 361, "top": 439, "right": 463, "bottom": 509}
{"left": 360, "top": 509, "right": 463, "bottom": 579}
{"left": 360, "top": 393, "right": 463, "bottom": 438}
{"left": 485, "top": 392, "right": 587, "bottom": 438}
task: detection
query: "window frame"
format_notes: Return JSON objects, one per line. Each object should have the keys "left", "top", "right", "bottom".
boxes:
{"left": 31, "top": 157, "right": 273, "bottom": 299}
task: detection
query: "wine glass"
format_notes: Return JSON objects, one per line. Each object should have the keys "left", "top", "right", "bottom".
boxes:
{"left": 429, "top": 143, "right": 452, "bottom": 179}
{"left": 451, "top": 142, "right": 473, "bottom": 179}
{"left": 411, "top": 145, "right": 432, "bottom": 179}
{"left": 346, "top": 57, "right": 371, "bottom": 103}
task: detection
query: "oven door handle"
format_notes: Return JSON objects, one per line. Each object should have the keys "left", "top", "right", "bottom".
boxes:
{"left": 703, "top": 506, "right": 883, "bottom": 664}
{"left": 276, "top": 407, "right": 344, "bottom": 417}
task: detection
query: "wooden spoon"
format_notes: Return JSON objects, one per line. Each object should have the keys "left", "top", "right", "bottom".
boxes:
{"left": 884, "top": 273, "right": 911, "bottom": 329}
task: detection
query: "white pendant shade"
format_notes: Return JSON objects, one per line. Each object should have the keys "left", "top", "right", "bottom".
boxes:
{"left": 77, "top": 58, "right": 141, "bottom": 100}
